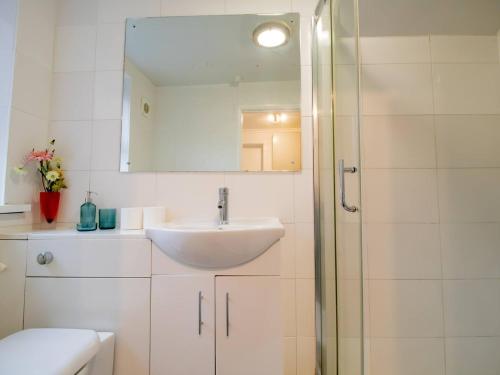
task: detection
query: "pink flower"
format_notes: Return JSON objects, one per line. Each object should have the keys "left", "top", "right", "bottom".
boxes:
{"left": 27, "top": 150, "right": 54, "bottom": 162}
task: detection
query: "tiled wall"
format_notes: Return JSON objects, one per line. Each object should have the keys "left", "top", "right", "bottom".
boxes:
{"left": 0, "top": 0, "right": 18, "bottom": 203}
{"left": 45, "top": 0, "right": 316, "bottom": 374}
{"left": 360, "top": 35, "right": 500, "bottom": 375}
{"left": 1, "top": 0, "right": 56, "bottom": 226}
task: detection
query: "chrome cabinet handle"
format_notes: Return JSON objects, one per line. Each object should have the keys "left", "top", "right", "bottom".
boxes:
{"left": 339, "top": 159, "right": 358, "bottom": 213}
{"left": 225, "top": 292, "right": 229, "bottom": 337}
{"left": 198, "top": 291, "right": 203, "bottom": 335}
{"left": 37, "top": 252, "right": 54, "bottom": 265}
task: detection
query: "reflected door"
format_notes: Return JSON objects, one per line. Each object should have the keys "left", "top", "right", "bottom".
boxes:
{"left": 313, "top": 0, "right": 364, "bottom": 374}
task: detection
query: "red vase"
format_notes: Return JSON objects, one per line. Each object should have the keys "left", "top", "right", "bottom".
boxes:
{"left": 40, "top": 192, "right": 61, "bottom": 224}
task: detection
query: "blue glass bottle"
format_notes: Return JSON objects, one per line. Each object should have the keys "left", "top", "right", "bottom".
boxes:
{"left": 76, "top": 191, "right": 97, "bottom": 231}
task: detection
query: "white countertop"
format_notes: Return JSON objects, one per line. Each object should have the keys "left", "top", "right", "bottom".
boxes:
{"left": 0, "top": 224, "right": 146, "bottom": 240}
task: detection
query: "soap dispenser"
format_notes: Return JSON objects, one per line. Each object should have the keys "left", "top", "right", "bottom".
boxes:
{"left": 76, "top": 191, "right": 97, "bottom": 231}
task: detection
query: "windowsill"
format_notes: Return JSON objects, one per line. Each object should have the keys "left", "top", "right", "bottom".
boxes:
{"left": 0, "top": 204, "right": 31, "bottom": 214}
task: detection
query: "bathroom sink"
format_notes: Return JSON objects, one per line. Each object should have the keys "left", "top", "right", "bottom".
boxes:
{"left": 145, "top": 218, "right": 285, "bottom": 268}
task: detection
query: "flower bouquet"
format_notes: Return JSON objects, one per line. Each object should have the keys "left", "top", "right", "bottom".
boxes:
{"left": 16, "top": 140, "right": 68, "bottom": 223}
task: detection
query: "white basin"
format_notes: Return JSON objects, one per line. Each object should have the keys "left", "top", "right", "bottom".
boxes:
{"left": 145, "top": 217, "right": 285, "bottom": 269}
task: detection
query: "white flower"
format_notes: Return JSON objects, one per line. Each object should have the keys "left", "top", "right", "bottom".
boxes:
{"left": 13, "top": 166, "right": 27, "bottom": 175}
{"left": 45, "top": 170, "right": 60, "bottom": 182}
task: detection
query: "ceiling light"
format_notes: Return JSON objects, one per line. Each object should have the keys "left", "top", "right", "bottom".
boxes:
{"left": 267, "top": 112, "right": 288, "bottom": 124}
{"left": 253, "top": 21, "right": 290, "bottom": 48}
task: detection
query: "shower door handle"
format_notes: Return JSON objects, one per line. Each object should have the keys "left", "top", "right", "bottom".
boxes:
{"left": 339, "top": 159, "right": 358, "bottom": 213}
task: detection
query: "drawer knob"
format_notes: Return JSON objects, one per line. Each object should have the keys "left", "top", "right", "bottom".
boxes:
{"left": 37, "top": 252, "right": 54, "bottom": 265}
{"left": 0, "top": 262, "right": 6, "bottom": 273}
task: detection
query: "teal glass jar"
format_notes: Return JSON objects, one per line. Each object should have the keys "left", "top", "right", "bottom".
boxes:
{"left": 98, "top": 208, "right": 116, "bottom": 230}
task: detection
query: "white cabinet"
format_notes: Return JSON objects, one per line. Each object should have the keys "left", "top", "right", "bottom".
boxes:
{"left": 23, "top": 238, "right": 152, "bottom": 375}
{"left": 0, "top": 240, "right": 26, "bottom": 339}
{"left": 216, "top": 276, "right": 282, "bottom": 375}
{"left": 25, "top": 277, "right": 151, "bottom": 375}
{"left": 151, "top": 276, "right": 214, "bottom": 375}
{"left": 27, "top": 239, "right": 151, "bottom": 277}
{"left": 151, "top": 275, "right": 282, "bottom": 375}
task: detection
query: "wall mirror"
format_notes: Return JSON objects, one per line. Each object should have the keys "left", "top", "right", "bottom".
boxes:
{"left": 120, "top": 14, "right": 301, "bottom": 173}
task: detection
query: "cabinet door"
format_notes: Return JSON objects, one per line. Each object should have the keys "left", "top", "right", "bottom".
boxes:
{"left": 24, "top": 277, "right": 150, "bottom": 375}
{"left": 151, "top": 276, "right": 214, "bottom": 375}
{"left": 0, "top": 240, "right": 26, "bottom": 339}
{"left": 216, "top": 276, "right": 282, "bottom": 375}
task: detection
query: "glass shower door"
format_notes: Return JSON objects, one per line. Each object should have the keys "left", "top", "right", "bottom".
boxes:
{"left": 313, "top": 0, "right": 363, "bottom": 374}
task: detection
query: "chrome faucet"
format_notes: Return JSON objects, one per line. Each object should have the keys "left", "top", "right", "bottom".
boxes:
{"left": 217, "top": 187, "right": 229, "bottom": 225}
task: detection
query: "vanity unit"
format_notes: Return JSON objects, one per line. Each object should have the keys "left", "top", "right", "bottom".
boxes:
{"left": 0, "top": 221, "right": 284, "bottom": 375}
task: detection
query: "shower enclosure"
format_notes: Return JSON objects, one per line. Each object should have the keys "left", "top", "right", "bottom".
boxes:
{"left": 313, "top": 0, "right": 500, "bottom": 374}
{"left": 313, "top": 0, "right": 364, "bottom": 374}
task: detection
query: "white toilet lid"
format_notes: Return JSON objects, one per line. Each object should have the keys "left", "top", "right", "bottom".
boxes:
{"left": 0, "top": 328, "right": 100, "bottom": 375}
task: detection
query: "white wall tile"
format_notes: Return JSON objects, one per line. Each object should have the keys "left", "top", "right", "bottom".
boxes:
{"left": 336, "top": 222, "right": 362, "bottom": 280}
{"left": 51, "top": 72, "right": 94, "bottom": 121}
{"left": 301, "top": 116, "right": 313, "bottom": 169}
{"left": 295, "top": 223, "right": 314, "bottom": 278}
{"left": 15, "top": 0, "right": 56, "bottom": 68}
{"left": 283, "top": 337, "right": 297, "bottom": 375}
{"left": 56, "top": 0, "right": 98, "bottom": 26}
{"left": 98, "top": 0, "right": 161, "bottom": 24}
{"left": 4, "top": 109, "right": 49, "bottom": 204}
{"left": 337, "top": 338, "right": 362, "bottom": 375}
{"left": 432, "top": 64, "right": 500, "bottom": 115}
{"left": 362, "top": 115, "right": 436, "bottom": 168}
{"left": 430, "top": 35, "right": 499, "bottom": 63}
{"left": 224, "top": 0, "right": 292, "bottom": 14}
{"left": 93, "top": 71, "right": 123, "bottom": 120}
{"left": 299, "top": 16, "right": 312, "bottom": 66}
{"left": 360, "top": 36, "right": 430, "bottom": 64}
{"left": 335, "top": 64, "right": 358, "bottom": 116}
{"left": 11, "top": 52, "right": 52, "bottom": 119}
{"left": 369, "top": 280, "right": 443, "bottom": 337}
{"left": 365, "top": 223, "right": 441, "bottom": 279}
{"left": 337, "top": 279, "right": 363, "bottom": 337}
{"left": 435, "top": 115, "right": 500, "bottom": 168}
{"left": 57, "top": 171, "right": 90, "bottom": 222}
{"left": 49, "top": 121, "right": 92, "bottom": 171}
{"left": 91, "top": 120, "right": 121, "bottom": 171}
{"left": 300, "top": 65, "right": 312, "bottom": 117}
{"left": 95, "top": 23, "right": 125, "bottom": 71}
{"left": 361, "top": 64, "right": 434, "bottom": 115}
{"left": 281, "top": 278, "right": 296, "bottom": 336}
{"left": 370, "top": 338, "right": 445, "bottom": 375}
{"left": 294, "top": 169, "right": 313, "bottom": 223}
{"left": 363, "top": 169, "right": 439, "bottom": 223}
{"left": 90, "top": 171, "right": 156, "bottom": 209}
{"left": 54, "top": 26, "right": 97, "bottom": 72}
{"left": 446, "top": 337, "right": 500, "bottom": 375}
{"left": 443, "top": 280, "right": 500, "bottom": 337}
{"left": 155, "top": 173, "right": 225, "bottom": 219}
{"left": 438, "top": 169, "right": 500, "bottom": 223}
{"left": 335, "top": 37, "right": 356, "bottom": 65}
{"left": 296, "top": 278, "right": 315, "bottom": 336}
{"left": 291, "top": 0, "right": 316, "bottom": 16}
{"left": 297, "top": 336, "right": 315, "bottom": 375}
{"left": 225, "top": 173, "right": 294, "bottom": 223}
{"left": 441, "top": 223, "right": 500, "bottom": 279}
{"left": 280, "top": 223, "right": 296, "bottom": 278}
{"left": 161, "top": 0, "right": 224, "bottom": 15}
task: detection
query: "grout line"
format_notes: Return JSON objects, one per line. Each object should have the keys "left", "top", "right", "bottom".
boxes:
{"left": 428, "top": 33, "right": 448, "bottom": 375}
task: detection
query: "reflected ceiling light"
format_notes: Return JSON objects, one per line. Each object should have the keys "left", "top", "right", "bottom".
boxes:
{"left": 253, "top": 21, "right": 290, "bottom": 48}
{"left": 267, "top": 112, "right": 288, "bottom": 123}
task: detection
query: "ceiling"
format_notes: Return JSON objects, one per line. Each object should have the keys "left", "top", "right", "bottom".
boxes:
{"left": 125, "top": 14, "right": 301, "bottom": 86}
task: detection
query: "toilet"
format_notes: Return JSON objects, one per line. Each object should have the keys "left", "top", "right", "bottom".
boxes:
{"left": 0, "top": 328, "right": 114, "bottom": 375}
